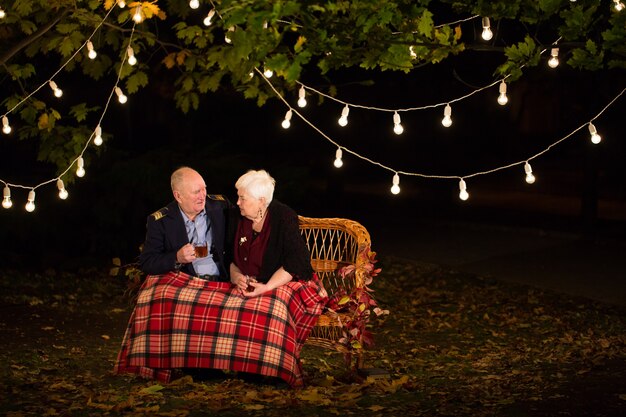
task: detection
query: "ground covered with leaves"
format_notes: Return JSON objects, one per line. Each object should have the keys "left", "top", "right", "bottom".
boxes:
{"left": 1, "top": 257, "right": 625, "bottom": 416}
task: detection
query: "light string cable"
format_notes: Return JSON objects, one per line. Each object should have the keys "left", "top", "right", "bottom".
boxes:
{"left": 260, "top": 67, "right": 626, "bottom": 184}
{"left": 1, "top": 12, "right": 137, "bottom": 195}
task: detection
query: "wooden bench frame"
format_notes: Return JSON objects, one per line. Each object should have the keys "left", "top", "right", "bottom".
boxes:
{"left": 298, "top": 216, "right": 372, "bottom": 368}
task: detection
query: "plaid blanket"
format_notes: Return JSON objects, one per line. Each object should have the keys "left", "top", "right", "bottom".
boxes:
{"left": 114, "top": 271, "right": 325, "bottom": 387}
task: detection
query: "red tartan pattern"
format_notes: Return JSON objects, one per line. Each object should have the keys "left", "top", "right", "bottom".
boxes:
{"left": 114, "top": 271, "right": 325, "bottom": 387}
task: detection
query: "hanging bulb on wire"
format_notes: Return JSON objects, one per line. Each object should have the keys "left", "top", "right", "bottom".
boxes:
{"left": 115, "top": 86, "right": 128, "bottom": 103}
{"left": 497, "top": 80, "right": 508, "bottom": 105}
{"left": 588, "top": 122, "right": 602, "bottom": 144}
{"left": 49, "top": 81, "right": 63, "bottom": 98}
{"left": 132, "top": 7, "right": 143, "bottom": 23}
{"left": 203, "top": 9, "right": 216, "bottom": 26}
{"left": 548, "top": 48, "right": 559, "bottom": 68}
{"left": 87, "top": 41, "right": 97, "bottom": 59}
{"left": 2, "top": 116, "right": 11, "bottom": 134}
{"left": 338, "top": 105, "right": 349, "bottom": 127}
{"left": 614, "top": 0, "right": 624, "bottom": 12}
{"left": 2, "top": 185, "right": 12, "bottom": 209}
{"left": 481, "top": 17, "right": 493, "bottom": 41}
{"left": 441, "top": 104, "right": 452, "bottom": 127}
{"left": 297, "top": 86, "right": 307, "bottom": 108}
{"left": 333, "top": 148, "right": 343, "bottom": 168}
{"left": 57, "top": 179, "right": 69, "bottom": 200}
{"left": 263, "top": 66, "right": 273, "bottom": 78}
{"left": 393, "top": 112, "right": 404, "bottom": 135}
{"left": 25, "top": 190, "right": 36, "bottom": 212}
{"left": 117, "top": 0, "right": 126, "bottom": 8}
{"left": 225, "top": 27, "right": 235, "bottom": 44}
{"left": 281, "top": 109, "right": 292, "bottom": 129}
{"left": 94, "top": 125, "right": 103, "bottom": 146}
{"left": 409, "top": 46, "right": 417, "bottom": 59}
{"left": 390, "top": 173, "right": 401, "bottom": 195}
{"left": 189, "top": 0, "right": 200, "bottom": 9}
{"left": 524, "top": 162, "right": 536, "bottom": 184}
{"left": 0, "top": 7, "right": 6, "bottom": 19}
{"left": 458, "top": 178, "right": 469, "bottom": 201}
{"left": 127, "top": 46, "right": 137, "bottom": 66}
{"left": 76, "top": 157, "right": 86, "bottom": 177}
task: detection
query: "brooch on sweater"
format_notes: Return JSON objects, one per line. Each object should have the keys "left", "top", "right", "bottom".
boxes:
{"left": 239, "top": 237, "right": 247, "bottom": 246}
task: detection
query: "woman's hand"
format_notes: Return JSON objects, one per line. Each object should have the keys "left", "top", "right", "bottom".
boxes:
{"left": 242, "top": 280, "right": 266, "bottom": 298}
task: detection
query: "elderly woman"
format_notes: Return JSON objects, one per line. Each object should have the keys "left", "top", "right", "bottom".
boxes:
{"left": 115, "top": 169, "right": 326, "bottom": 388}
{"left": 230, "top": 169, "right": 316, "bottom": 298}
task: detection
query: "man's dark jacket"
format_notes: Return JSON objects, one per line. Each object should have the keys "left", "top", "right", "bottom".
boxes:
{"left": 139, "top": 195, "right": 236, "bottom": 280}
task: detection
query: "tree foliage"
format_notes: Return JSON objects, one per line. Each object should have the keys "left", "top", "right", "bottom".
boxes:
{"left": 1, "top": 0, "right": 624, "bottom": 175}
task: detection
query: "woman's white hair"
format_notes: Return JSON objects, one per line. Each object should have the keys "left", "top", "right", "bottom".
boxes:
{"left": 236, "top": 169, "right": 275, "bottom": 205}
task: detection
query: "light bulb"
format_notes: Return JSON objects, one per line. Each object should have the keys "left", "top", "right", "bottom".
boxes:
{"left": 2, "top": 116, "right": 11, "bottom": 134}
{"left": 297, "top": 86, "right": 307, "bottom": 108}
{"left": 459, "top": 179, "right": 469, "bottom": 201}
{"left": 548, "top": 48, "right": 559, "bottom": 68}
{"left": 203, "top": 9, "right": 215, "bottom": 26}
{"left": 0, "top": 8, "right": 6, "bottom": 19}
{"left": 497, "top": 80, "right": 508, "bottom": 105}
{"left": 25, "top": 190, "right": 36, "bottom": 212}
{"left": 524, "top": 162, "right": 536, "bottom": 184}
{"left": 441, "top": 104, "right": 452, "bottom": 127}
{"left": 338, "top": 105, "right": 349, "bottom": 126}
{"left": 588, "top": 122, "right": 602, "bottom": 144}
{"left": 87, "top": 41, "right": 97, "bottom": 59}
{"left": 409, "top": 46, "right": 417, "bottom": 59}
{"left": 281, "top": 109, "right": 292, "bottom": 129}
{"left": 393, "top": 111, "right": 403, "bottom": 135}
{"left": 481, "top": 17, "right": 493, "bottom": 41}
{"left": 189, "top": 0, "right": 200, "bottom": 9}
{"left": 115, "top": 86, "right": 127, "bottom": 103}
{"left": 118, "top": 0, "right": 126, "bottom": 8}
{"left": 614, "top": 0, "right": 624, "bottom": 12}
{"left": 133, "top": 7, "right": 143, "bottom": 23}
{"left": 334, "top": 148, "right": 343, "bottom": 168}
{"left": 225, "top": 27, "right": 235, "bottom": 44}
{"left": 263, "top": 67, "right": 273, "bottom": 78}
{"left": 76, "top": 157, "right": 86, "bottom": 178}
{"left": 2, "top": 186, "right": 12, "bottom": 209}
{"left": 94, "top": 125, "right": 103, "bottom": 146}
{"left": 49, "top": 81, "right": 63, "bottom": 98}
{"left": 390, "top": 173, "right": 400, "bottom": 195}
{"left": 127, "top": 46, "right": 137, "bottom": 66}
{"left": 57, "top": 179, "right": 69, "bottom": 200}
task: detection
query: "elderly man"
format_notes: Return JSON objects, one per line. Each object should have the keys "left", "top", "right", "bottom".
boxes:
{"left": 139, "top": 166, "right": 234, "bottom": 281}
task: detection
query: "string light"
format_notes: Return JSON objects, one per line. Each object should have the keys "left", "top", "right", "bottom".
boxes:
{"left": 2, "top": 116, "right": 11, "bottom": 134}
{"left": 333, "top": 148, "right": 343, "bottom": 168}
{"left": 87, "top": 41, "right": 97, "bottom": 59}
{"left": 524, "top": 162, "right": 536, "bottom": 184}
{"left": 409, "top": 46, "right": 417, "bottom": 59}
{"left": 203, "top": 9, "right": 216, "bottom": 26}
{"left": 458, "top": 178, "right": 469, "bottom": 201}
{"left": 133, "top": 7, "right": 143, "bottom": 23}
{"left": 548, "top": 48, "right": 559, "bottom": 68}
{"left": 225, "top": 27, "right": 235, "bottom": 44}
{"left": 281, "top": 109, "right": 292, "bottom": 129}
{"left": 76, "top": 157, "right": 86, "bottom": 177}
{"left": 441, "top": 103, "right": 452, "bottom": 127}
{"left": 25, "top": 190, "right": 36, "bottom": 212}
{"left": 263, "top": 66, "right": 273, "bottom": 78}
{"left": 57, "top": 179, "right": 69, "bottom": 200}
{"left": 338, "top": 105, "right": 350, "bottom": 126}
{"left": 614, "top": 0, "right": 624, "bottom": 12}
{"left": 588, "top": 122, "right": 602, "bottom": 144}
{"left": 481, "top": 17, "right": 493, "bottom": 41}
{"left": 115, "top": 86, "right": 128, "bottom": 103}
{"left": 127, "top": 46, "right": 137, "bottom": 66}
{"left": 497, "top": 80, "right": 508, "bottom": 105}
{"left": 189, "top": 0, "right": 200, "bottom": 9}
{"left": 390, "top": 173, "right": 400, "bottom": 195}
{"left": 49, "top": 81, "right": 63, "bottom": 98}
{"left": 117, "top": 0, "right": 126, "bottom": 8}
{"left": 393, "top": 111, "right": 404, "bottom": 135}
{"left": 2, "top": 186, "right": 12, "bottom": 209}
{"left": 0, "top": 8, "right": 5, "bottom": 19}
{"left": 94, "top": 125, "right": 103, "bottom": 146}
{"left": 297, "top": 86, "right": 307, "bottom": 108}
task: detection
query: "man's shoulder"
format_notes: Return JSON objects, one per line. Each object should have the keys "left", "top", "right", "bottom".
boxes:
{"left": 149, "top": 207, "right": 169, "bottom": 221}
{"left": 207, "top": 194, "right": 226, "bottom": 202}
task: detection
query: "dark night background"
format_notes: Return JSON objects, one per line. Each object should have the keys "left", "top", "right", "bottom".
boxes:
{"left": 1, "top": 49, "right": 625, "bottom": 273}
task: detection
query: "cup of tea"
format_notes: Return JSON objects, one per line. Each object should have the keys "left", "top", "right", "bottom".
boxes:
{"left": 194, "top": 242, "right": 208, "bottom": 258}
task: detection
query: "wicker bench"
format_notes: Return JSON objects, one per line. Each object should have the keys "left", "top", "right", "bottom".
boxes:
{"left": 298, "top": 216, "right": 372, "bottom": 369}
